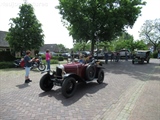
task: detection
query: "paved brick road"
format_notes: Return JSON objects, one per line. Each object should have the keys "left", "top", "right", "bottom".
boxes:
{"left": 0, "top": 59, "right": 159, "bottom": 120}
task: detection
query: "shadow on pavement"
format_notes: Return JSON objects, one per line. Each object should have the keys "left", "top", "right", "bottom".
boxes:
{"left": 16, "top": 83, "right": 30, "bottom": 89}
{"left": 39, "top": 82, "right": 108, "bottom": 106}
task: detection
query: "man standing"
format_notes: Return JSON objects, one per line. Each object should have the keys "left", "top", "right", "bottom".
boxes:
{"left": 24, "top": 50, "right": 34, "bottom": 83}
{"left": 104, "top": 51, "right": 108, "bottom": 64}
{"left": 125, "top": 51, "right": 128, "bottom": 61}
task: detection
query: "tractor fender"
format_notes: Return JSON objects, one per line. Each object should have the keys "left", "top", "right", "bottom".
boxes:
{"left": 63, "top": 73, "right": 85, "bottom": 83}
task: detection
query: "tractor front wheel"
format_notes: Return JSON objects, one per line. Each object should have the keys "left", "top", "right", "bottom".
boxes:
{"left": 40, "top": 74, "right": 53, "bottom": 92}
{"left": 62, "top": 77, "right": 77, "bottom": 98}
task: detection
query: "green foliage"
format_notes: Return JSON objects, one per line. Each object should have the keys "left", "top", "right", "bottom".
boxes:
{"left": 95, "top": 32, "right": 148, "bottom": 52}
{"left": 124, "top": 40, "right": 147, "bottom": 51}
{"left": 139, "top": 18, "right": 160, "bottom": 51}
{"left": 73, "top": 42, "right": 91, "bottom": 51}
{"left": 150, "top": 53, "right": 153, "bottom": 58}
{"left": 58, "top": 56, "right": 64, "bottom": 61}
{"left": 57, "top": 44, "right": 66, "bottom": 52}
{"left": 0, "top": 62, "right": 14, "bottom": 69}
{"left": 58, "top": 53, "right": 62, "bottom": 56}
{"left": 51, "top": 56, "right": 58, "bottom": 60}
{"left": 114, "top": 32, "right": 133, "bottom": 51}
{"left": 41, "top": 54, "right": 57, "bottom": 60}
{"left": 57, "top": 0, "right": 145, "bottom": 53}
{"left": 111, "top": 32, "right": 148, "bottom": 52}
{"left": 115, "top": 40, "right": 128, "bottom": 51}
{"left": 0, "top": 51, "right": 16, "bottom": 62}
{"left": 151, "top": 51, "right": 158, "bottom": 58}
{"left": 41, "top": 54, "right": 64, "bottom": 61}
{"left": 51, "top": 56, "right": 64, "bottom": 60}
{"left": 6, "top": 3, "right": 44, "bottom": 52}
{"left": 41, "top": 54, "right": 45, "bottom": 59}
{"left": 134, "top": 40, "right": 148, "bottom": 50}
{"left": 50, "top": 59, "right": 59, "bottom": 64}
{"left": 158, "top": 42, "right": 160, "bottom": 49}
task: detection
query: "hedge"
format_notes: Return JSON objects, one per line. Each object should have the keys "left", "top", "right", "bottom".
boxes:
{"left": 0, "top": 62, "right": 14, "bottom": 69}
{"left": 41, "top": 54, "right": 64, "bottom": 61}
{"left": 50, "top": 59, "right": 59, "bottom": 64}
{"left": 58, "top": 56, "right": 64, "bottom": 61}
{"left": 42, "top": 59, "right": 59, "bottom": 64}
{"left": 150, "top": 51, "right": 158, "bottom": 58}
{"left": 0, "top": 51, "right": 16, "bottom": 62}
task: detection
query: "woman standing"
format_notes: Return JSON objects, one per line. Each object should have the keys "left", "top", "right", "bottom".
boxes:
{"left": 45, "top": 49, "right": 51, "bottom": 70}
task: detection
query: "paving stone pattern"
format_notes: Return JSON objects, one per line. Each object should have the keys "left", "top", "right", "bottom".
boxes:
{"left": 0, "top": 59, "right": 160, "bottom": 120}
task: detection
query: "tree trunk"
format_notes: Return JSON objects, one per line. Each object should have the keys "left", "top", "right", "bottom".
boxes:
{"left": 91, "top": 39, "right": 95, "bottom": 56}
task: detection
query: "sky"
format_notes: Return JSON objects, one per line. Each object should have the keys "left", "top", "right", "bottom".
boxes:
{"left": 0, "top": 0, "right": 160, "bottom": 49}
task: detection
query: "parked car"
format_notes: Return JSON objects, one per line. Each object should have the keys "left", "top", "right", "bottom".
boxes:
{"left": 73, "top": 52, "right": 80, "bottom": 59}
{"left": 119, "top": 49, "right": 131, "bottom": 58}
{"left": 50, "top": 52, "right": 58, "bottom": 56}
{"left": 73, "top": 51, "right": 90, "bottom": 59}
{"left": 132, "top": 50, "right": 150, "bottom": 64}
{"left": 39, "top": 58, "right": 104, "bottom": 98}
{"left": 39, "top": 52, "right": 57, "bottom": 56}
{"left": 94, "top": 50, "right": 104, "bottom": 59}
{"left": 38, "top": 52, "right": 45, "bottom": 55}
{"left": 61, "top": 53, "right": 71, "bottom": 58}
{"left": 81, "top": 51, "right": 91, "bottom": 57}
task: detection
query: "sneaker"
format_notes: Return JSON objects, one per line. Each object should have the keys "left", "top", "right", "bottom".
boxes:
{"left": 25, "top": 79, "right": 29, "bottom": 83}
{"left": 28, "top": 79, "right": 32, "bottom": 82}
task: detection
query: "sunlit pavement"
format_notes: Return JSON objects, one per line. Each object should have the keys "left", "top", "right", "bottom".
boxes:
{"left": 0, "top": 59, "right": 160, "bottom": 120}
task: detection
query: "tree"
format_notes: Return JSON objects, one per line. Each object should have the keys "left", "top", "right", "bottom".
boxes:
{"left": 134, "top": 40, "right": 148, "bottom": 51}
{"left": 113, "top": 32, "right": 147, "bottom": 51}
{"left": 139, "top": 18, "right": 160, "bottom": 51}
{"left": 73, "top": 42, "right": 91, "bottom": 51}
{"left": 57, "top": 44, "right": 66, "bottom": 52}
{"left": 115, "top": 32, "right": 134, "bottom": 51}
{"left": 115, "top": 39, "right": 148, "bottom": 52}
{"left": 57, "top": 0, "right": 145, "bottom": 54}
{"left": 6, "top": 3, "right": 44, "bottom": 52}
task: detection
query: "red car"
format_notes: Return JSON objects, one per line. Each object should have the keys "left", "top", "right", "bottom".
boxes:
{"left": 39, "top": 59, "right": 105, "bottom": 98}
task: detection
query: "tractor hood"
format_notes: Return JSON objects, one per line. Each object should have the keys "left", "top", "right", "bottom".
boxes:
{"left": 63, "top": 62, "right": 85, "bottom": 74}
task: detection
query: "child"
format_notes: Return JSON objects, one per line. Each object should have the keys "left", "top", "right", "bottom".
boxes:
{"left": 24, "top": 50, "right": 35, "bottom": 83}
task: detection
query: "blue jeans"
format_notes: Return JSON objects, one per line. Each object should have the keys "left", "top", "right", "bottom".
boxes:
{"left": 25, "top": 67, "right": 30, "bottom": 77}
{"left": 46, "top": 60, "right": 50, "bottom": 70}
